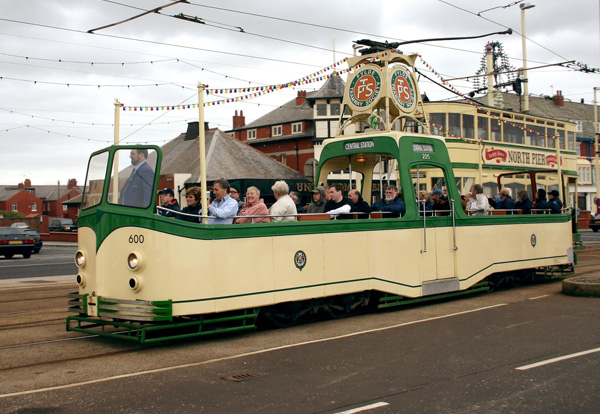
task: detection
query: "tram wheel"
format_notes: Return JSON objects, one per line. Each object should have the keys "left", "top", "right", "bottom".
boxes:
{"left": 326, "top": 295, "right": 353, "bottom": 319}
{"left": 263, "top": 303, "right": 301, "bottom": 328}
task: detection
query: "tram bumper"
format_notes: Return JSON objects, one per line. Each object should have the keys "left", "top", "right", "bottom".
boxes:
{"left": 67, "top": 292, "right": 173, "bottom": 322}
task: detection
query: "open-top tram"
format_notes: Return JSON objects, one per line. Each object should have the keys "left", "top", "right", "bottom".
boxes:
{"left": 67, "top": 49, "right": 577, "bottom": 343}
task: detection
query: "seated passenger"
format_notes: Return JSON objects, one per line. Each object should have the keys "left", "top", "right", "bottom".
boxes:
{"left": 430, "top": 188, "right": 450, "bottom": 216}
{"left": 534, "top": 188, "right": 550, "bottom": 213}
{"left": 371, "top": 185, "right": 405, "bottom": 218}
{"left": 229, "top": 182, "right": 244, "bottom": 214}
{"left": 290, "top": 191, "right": 305, "bottom": 214}
{"left": 496, "top": 187, "right": 516, "bottom": 214}
{"left": 269, "top": 180, "right": 297, "bottom": 222}
{"left": 548, "top": 190, "right": 563, "bottom": 214}
{"left": 236, "top": 186, "right": 271, "bottom": 223}
{"left": 348, "top": 189, "right": 371, "bottom": 218}
{"left": 468, "top": 184, "right": 490, "bottom": 216}
{"left": 158, "top": 188, "right": 181, "bottom": 218}
{"left": 307, "top": 186, "right": 326, "bottom": 213}
{"left": 324, "top": 184, "right": 353, "bottom": 219}
{"left": 177, "top": 186, "right": 203, "bottom": 222}
{"left": 418, "top": 190, "right": 432, "bottom": 215}
{"left": 207, "top": 179, "right": 239, "bottom": 224}
{"left": 515, "top": 190, "right": 532, "bottom": 214}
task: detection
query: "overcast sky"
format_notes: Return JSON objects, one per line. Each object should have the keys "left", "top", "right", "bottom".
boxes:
{"left": 1, "top": 0, "right": 599, "bottom": 186}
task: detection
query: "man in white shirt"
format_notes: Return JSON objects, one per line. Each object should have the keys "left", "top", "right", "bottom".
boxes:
{"left": 207, "top": 179, "right": 239, "bottom": 224}
{"left": 469, "top": 184, "right": 490, "bottom": 216}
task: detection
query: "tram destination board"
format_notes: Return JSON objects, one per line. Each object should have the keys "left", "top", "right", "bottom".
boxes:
{"left": 344, "top": 140, "right": 375, "bottom": 151}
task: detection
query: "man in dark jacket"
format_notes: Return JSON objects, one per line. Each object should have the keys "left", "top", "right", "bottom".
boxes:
{"left": 324, "top": 184, "right": 353, "bottom": 219}
{"left": 548, "top": 190, "right": 563, "bottom": 214}
{"left": 307, "top": 186, "right": 326, "bottom": 213}
{"left": 371, "top": 185, "right": 405, "bottom": 218}
{"left": 119, "top": 148, "right": 154, "bottom": 208}
{"left": 496, "top": 187, "right": 516, "bottom": 214}
{"left": 534, "top": 188, "right": 551, "bottom": 213}
{"left": 158, "top": 188, "right": 181, "bottom": 218}
{"left": 348, "top": 189, "right": 371, "bottom": 219}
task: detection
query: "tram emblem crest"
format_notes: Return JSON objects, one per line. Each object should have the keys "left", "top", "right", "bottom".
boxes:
{"left": 348, "top": 65, "right": 382, "bottom": 110}
{"left": 294, "top": 250, "right": 307, "bottom": 271}
{"left": 390, "top": 67, "right": 416, "bottom": 112}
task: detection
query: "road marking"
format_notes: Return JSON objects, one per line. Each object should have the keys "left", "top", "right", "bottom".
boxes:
{"left": 516, "top": 347, "right": 600, "bottom": 371}
{"left": 528, "top": 294, "right": 550, "bottom": 300}
{"left": 335, "top": 402, "right": 390, "bottom": 413}
{"left": 0, "top": 262, "right": 74, "bottom": 268}
{"left": 0, "top": 303, "right": 506, "bottom": 399}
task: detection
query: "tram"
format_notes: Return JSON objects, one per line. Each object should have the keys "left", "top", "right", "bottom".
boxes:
{"left": 67, "top": 50, "right": 576, "bottom": 343}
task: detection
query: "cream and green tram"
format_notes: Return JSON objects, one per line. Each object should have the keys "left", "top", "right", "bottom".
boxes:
{"left": 67, "top": 130, "right": 575, "bottom": 343}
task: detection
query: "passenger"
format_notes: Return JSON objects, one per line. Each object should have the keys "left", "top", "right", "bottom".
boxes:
{"left": 371, "top": 185, "right": 405, "bottom": 218}
{"left": 324, "top": 184, "right": 353, "bottom": 219}
{"left": 534, "top": 188, "right": 550, "bottom": 213}
{"left": 207, "top": 179, "right": 239, "bottom": 224}
{"left": 496, "top": 187, "right": 516, "bottom": 214}
{"left": 290, "top": 191, "right": 305, "bottom": 213}
{"left": 157, "top": 188, "right": 181, "bottom": 218}
{"left": 418, "top": 190, "right": 432, "bottom": 215}
{"left": 548, "top": 190, "right": 563, "bottom": 214}
{"left": 119, "top": 148, "right": 154, "bottom": 208}
{"left": 236, "top": 186, "right": 271, "bottom": 223}
{"left": 177, "top": 186, "right": 203, "bottom": 222}
{"left": 468, "top": 184, "right": 490, "bottom": 216}
{"left": 442, "top": 186, "right": 449, "bottom": 201}
{"left": 307, "top": 186, "right": 326, "bottom": 214}
{"left": 229, "top": 182, "right": 244, "bottom": 214}
{"left": 430, "top": 188, "right": 450, "bottom": 216}
{"left": 515, "top": 190, "right": 532, "bottom": 214}
{"left": 269, "top": 180, "right": 297, "bottom": 222}
{"left": 348, "top": 189, "right": 371, "bottom": 218}
{"left": 460, "top": 194, "right": 469, "bottom": 213}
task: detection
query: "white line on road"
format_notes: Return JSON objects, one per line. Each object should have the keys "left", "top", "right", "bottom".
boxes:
{"left": 0, "top": 262, "right": 74, "bottom": 268}
{"left": 528, "top": 294, "right": 550, "bottom": 300}
{"left": 335, "top": 402, "right": 390, "bottom": 414}
{"left": 516, "top": 347, "right": 600, "bottom": 371}
{"left": 0, "top": 303, "right": 507, "bottom": 399}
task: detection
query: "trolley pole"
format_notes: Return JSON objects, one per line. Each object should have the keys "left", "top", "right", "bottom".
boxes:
{"left": 520, "top": 3, "right": 535, "bottom": 113}
{"left": 198, "top": 83, "right": 208, "bottom": 224}
{"left": 112, "top": 99, "right": 121, "bottom": 204}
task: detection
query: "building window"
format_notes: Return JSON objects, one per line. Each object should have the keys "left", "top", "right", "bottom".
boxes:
{"left": 316, "top": 104, "right": 327, "bottom": 117}
{"left": 280, "top": 154, "right": 287, "bottom": 165}
{"left": 575, "top": 120, "right": 583, "bottom": 133}
{"left": 63, "top": 204, "right": 68, "bottom": 212}
{"left": 247, "top": 129, "right": 256, "bottom": 140}
{"left": 292, "top": 122, "right": 302, "bottom": 134}
{"left": 12, "top": 203, "right": 17, "bottom": 211}
{"left": 32, "top": 202, "right": 37, "bottom": 212}
{"left": 272, "top": 125, "right": 282, "bottom": 136}
{"left": 330, "top": 103, "right": 341, "bottom": 116}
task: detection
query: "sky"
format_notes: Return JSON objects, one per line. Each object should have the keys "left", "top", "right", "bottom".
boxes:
{"left": 1, "top": 0, "right": 599, "bottom": 186}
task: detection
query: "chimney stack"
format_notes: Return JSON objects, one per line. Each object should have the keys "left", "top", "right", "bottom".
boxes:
{"left": 296, "top": 90, "right": 307, "bottom": 106}
{"left": 24, "top": 179, "right": 31, "bottom": 188}
{"left": 68, "top": 178, "right": 77, "bottom": 189}
{"left": 233, "top": 110, "right": 245, "bottom": 129}
{"left": 552, "top": 90, "right": 564, "bottom": 107}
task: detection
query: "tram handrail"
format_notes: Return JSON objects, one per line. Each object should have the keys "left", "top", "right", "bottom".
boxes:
{"left": 418, "top": 200, "right": 427, "bottom": 253}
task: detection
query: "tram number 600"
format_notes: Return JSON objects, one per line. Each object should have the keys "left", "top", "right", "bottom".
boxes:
{"left": 129, "top": 235, "right": 144, "bottom": 244}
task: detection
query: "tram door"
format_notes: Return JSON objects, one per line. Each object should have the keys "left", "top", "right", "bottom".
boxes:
{"left": 413, "top": 166, "right": 457, "bottom": 282}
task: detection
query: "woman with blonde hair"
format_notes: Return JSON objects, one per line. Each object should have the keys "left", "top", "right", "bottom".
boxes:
{"left": 236, "top": 186, "right": 271, "bottom": 223}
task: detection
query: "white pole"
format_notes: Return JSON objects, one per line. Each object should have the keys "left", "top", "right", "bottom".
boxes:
{"left": 594, "top": 87, "right": 599, "bottom": 207}
{"left": 198, "top": 84, "right": 208, "bottom": 224}
{"left": 520, "top": 6, "right": 531, "bottom": 112}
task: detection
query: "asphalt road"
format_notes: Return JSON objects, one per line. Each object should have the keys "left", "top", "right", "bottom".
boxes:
{"left": 0, "top": 245, "right": 77, "bottom": 280}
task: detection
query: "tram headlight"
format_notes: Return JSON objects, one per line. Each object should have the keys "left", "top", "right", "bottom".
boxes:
{"left": 75, "top": 250, "right": 86, "bottom": 268}
{"left": 127, "top": 251, "right": 145, "bottom": 272}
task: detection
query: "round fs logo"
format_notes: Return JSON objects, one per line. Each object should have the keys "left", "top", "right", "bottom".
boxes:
{"left": 391, "top": 67, "right": 416, "bottom": 112}
{"left": 349, "top": 66, "right": 381, "bottom": 109}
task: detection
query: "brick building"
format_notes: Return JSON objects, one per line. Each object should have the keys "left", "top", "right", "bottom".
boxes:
{"left": 228, "top": 75, "right": 347, "bottom": 182}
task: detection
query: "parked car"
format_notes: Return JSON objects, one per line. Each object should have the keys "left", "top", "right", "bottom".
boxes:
{"left": 589, "top": 215, "right": 600, "bottom": 232}
{"left": 10, "top": 222, "right": 29, "bottom": 229}
{"left": 23, "top": 229, "right": 43, "bottom": 253}
{"left": 49, "top": 218, "right": 77, "bottom": 232}
{"left": 0, "top": 227, "right": 35, "bottom": 259}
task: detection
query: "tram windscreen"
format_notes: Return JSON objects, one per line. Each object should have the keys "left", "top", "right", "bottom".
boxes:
{"left": 108, "top": 148, "right": 158, "bottom": 209}
{"left": 82, "top": 151, "right": 109, "bottom": 210}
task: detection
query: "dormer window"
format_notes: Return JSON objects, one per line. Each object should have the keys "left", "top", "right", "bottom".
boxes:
{"left": 247, "top": 129, "right": 257, "bottom": 140}
{"left": 292, "top": 122, "right": 302, "bottom": 134}
{"left": 272, "top": 125, "right": 282, "bottom": 136}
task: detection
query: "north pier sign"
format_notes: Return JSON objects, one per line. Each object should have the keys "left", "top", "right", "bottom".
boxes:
{"left": 482, "top": 145, "right": 563, "bottom": 168}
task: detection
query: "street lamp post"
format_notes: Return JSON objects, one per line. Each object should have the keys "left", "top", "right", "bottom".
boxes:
{"left": 595, "top": 87, "right": 599, "bottom": 209}
{"left": 520, "top": 2, "right": 535, "bottom": 113}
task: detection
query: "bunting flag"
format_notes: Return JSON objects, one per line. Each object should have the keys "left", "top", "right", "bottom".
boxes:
{"left": 120, "top": 51, "right": 396, "bottom": 111}
{"left": 417, "top": 55, "right": 560, "bottom": 143}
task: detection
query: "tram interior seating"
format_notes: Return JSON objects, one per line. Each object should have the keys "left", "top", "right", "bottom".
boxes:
{"left": 297, "top": 214, "right": 330, "bottom": 222}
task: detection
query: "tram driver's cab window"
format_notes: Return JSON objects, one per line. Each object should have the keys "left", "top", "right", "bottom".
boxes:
{"left": 108, "top": 148, "right": 158, "bottom": 209}
{"left": 410, "top": 165, "right": 451, "bottom": 216}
